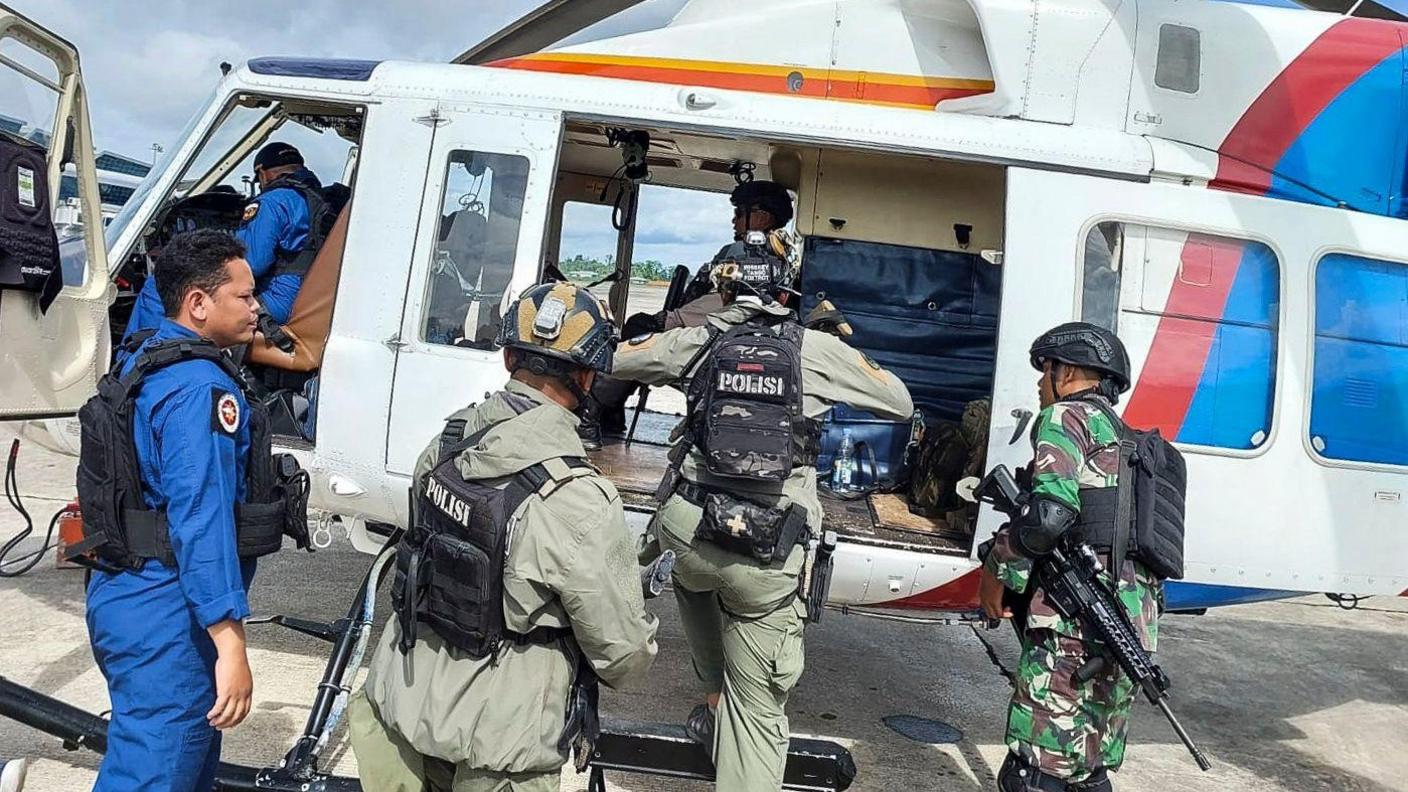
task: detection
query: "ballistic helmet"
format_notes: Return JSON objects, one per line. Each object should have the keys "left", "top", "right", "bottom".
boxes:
{"left": 1029, "top": 322, "right": 1131, "bottom": 394}
{"left": 730, "top": 180, "right": 793, "bottom": 228}
{"left": 496, "top": 282, "right": 618, "bottom": 374}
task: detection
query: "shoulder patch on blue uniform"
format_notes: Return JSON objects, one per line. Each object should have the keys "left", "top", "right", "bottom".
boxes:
{"left": 242, "top": 202, "right": 260, "bottom": 223}
{"left": 212, "top": 390, "right": 240, "bottom": 435}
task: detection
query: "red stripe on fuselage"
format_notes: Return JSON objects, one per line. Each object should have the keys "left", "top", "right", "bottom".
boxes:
{"left": 1122, "top": 237, "right": 1245, "bottom": 437}
{"left": 886, "top": 567, "right": 982, "bottom": 611}
{"left": 1212, "top": 18, "right": 1406, "bottom": 195}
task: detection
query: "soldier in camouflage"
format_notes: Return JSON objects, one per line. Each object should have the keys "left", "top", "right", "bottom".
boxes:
{"left": 979, "top": 322, "right": 1159, "bottom": 792}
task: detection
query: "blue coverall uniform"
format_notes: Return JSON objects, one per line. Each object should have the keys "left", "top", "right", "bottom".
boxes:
{"left": 122, "top": 168, "right": 321, "bottom": 340}
{"left": 86, "top": 319, "right": 257, "bottom": 792}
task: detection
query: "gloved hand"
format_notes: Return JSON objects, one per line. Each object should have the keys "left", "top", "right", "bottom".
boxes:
{"left": 256, "top": 307, "right": 295, "bottom": 354}
{"left": 803, "top": 300, "right": 853, "bottom": 338}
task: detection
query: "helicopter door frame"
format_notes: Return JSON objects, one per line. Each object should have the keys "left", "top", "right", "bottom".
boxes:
{"left": 0, "top": 5, "right": 111, "bottom": 419}
{"left": 383, "top": 104, "right": 565, "bottom": 477}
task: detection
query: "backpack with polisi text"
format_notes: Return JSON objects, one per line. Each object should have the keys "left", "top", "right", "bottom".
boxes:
{"left": 686, "top": 318, "right": 820, "bottom": 483}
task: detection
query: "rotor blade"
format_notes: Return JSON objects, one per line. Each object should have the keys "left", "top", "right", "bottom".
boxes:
{"left": 454, "top": 0, "right": 649, "bottom": 65}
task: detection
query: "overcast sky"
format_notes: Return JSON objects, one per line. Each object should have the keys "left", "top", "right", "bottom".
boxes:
{"left": 2, "top": 0, "right": 724, "bottom": 266}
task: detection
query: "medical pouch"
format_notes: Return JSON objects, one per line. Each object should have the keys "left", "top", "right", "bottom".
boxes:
{"left": 696, "top": 490, "right": 806, "bottom": 564}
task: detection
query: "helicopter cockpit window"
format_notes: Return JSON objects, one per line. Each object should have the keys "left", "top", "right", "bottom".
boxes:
{"left": 423, "top": 150, "right": 530, "bottom": 349}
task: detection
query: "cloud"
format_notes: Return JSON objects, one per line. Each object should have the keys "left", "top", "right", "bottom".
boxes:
{"left": 7, "top": 0, "right": 536, "bottom": 156}
{"left": 5, "top": 0, "right": 730, "bottom": 264}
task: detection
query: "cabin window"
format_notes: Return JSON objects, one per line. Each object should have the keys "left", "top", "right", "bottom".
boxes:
{"left": 422, "top": 150, "right": 530, "bottom": 349}
{"left": 1310, "top": 253, "right": 1408, "bottom": 466}
{"left": 1081, "top": 222, "right": 1279, "bottom": 450}
{"left": 1081, "top": 223, "right": 1123, "bottom": 332}
{"left": 1155, "top": 24, "right": 1201, "bottom": 94}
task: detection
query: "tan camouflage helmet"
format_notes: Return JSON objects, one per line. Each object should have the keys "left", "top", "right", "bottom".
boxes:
{"left": 496, "top": 281, "right": 618, "bottom": 374}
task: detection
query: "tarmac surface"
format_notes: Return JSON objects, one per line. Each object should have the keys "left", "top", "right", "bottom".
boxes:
{"left": 1, "top": 421, "right": 1406, "bottom": 791}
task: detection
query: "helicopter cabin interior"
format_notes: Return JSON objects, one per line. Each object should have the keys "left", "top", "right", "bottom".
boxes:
{"left": 545, "top": 120, "right": 1007, "bottom": 558}
{"left": 111, "top": 95, "right": 1006, "bottom": 559}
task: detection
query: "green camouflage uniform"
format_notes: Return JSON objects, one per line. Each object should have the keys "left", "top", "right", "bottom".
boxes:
{"left": 983, "top": 396, "right": 1161, "bottom": 784}
{"left": 348, "top": 381, "right": 659, "bottom": 792}
{"left": 614, "top": 299, "right": 913, "bottom": 792}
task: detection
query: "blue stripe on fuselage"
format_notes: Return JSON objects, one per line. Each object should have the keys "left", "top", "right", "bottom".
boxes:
{"left": 1269, "top": 49, "right": 1407, "bottom": 216}
{"left": 1176, "top": 243, "right": 1279, "bottom": 449}
{"left": 1164, "top": 581, "right": 1305, "bottom": 611}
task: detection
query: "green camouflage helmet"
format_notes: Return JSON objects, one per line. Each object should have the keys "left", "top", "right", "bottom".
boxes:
{"left": 496, "top": 281, "right": 618, "bottom": 374}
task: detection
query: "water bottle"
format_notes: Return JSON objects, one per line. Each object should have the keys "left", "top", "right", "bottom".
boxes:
{"left": 832, "top": 428, "right": 854, "bottom": 492}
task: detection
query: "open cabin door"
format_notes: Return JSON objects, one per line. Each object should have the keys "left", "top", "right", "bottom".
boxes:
{"left": 384, "top": 105, "right": 563, "bottom": 476}
{"left": 0, "top": 5, "right": 110, "bottom": 419}
{"left": 992, "top": 167, "right": 1408, "bottom": 601}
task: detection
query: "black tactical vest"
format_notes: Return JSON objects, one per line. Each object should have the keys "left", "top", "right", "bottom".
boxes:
{"left": 71, "top": 333, "right": 311, "bottom": 570}
{"left": 686, "top": 317, "right": 821, "bottom": 483}
{"left": 261, "top": 174, "right": 332, "bottom": 279}
{"left": 392, "top": 414, "right": 596, "bottom": 657}
{"left": 0, "top": 132, "right": 62, "bottom": 313}
{"left": 1067, "top": 399, "right": 1187, "bottom": 581}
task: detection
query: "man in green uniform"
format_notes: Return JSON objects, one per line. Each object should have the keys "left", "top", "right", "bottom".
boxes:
{"left": 348, "top": 282, "right": 659, "bottom": 792}
{"left": 613, "top": 241, "right": 913, "bottom": 791}
{"left": 978, "top": 322, "right": 1161, "bottom": 792}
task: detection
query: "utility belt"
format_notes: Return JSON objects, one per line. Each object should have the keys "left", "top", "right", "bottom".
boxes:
{"left": 675, "top": 479, "right": 809, "bottom": 566}
{"left": 90, "top": 453, "right": 311, "bottom": 569}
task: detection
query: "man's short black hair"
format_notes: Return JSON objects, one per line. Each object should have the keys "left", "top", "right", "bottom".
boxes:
{"left": 156, "top": 230, "right": 246, "bottom": 318}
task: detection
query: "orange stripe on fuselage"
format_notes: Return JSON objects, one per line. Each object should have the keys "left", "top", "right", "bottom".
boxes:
{"left": 491, "top": 53, "right": 994, "bottom": 110}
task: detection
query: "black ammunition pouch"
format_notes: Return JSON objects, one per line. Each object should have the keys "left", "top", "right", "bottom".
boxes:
{"left": 263, "top": 175, "right": 331, "bottom": 279}
{"left": 680, "top": 481, "right": 808, "bottom": 565}
{"left": 0, "top": 132, "right": 62, "bottom": 313}
{"left": 71, "top": 334, "right": 306, "bottom": 570}
{"left": 393, "top": 417, "right": 591, "bottom": 657}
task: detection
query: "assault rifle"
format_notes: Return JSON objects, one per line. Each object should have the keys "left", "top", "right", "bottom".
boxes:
{"left": 971, "top": 465, "right": 1211, "bottom": 772}
{"left": 625, "top": 264, "right": 692, "bottom": 447}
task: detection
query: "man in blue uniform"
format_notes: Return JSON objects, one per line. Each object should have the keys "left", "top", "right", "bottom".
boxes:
{"left": 122, "top": 141, "right": 323, "bottom": 340}
{"left": 86, "top": 230, "right": 261, "bottom": 791}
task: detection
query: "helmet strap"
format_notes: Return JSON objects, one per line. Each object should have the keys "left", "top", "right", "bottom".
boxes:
{"left": 509, "top": 351, "right": 597, "bottom": 417}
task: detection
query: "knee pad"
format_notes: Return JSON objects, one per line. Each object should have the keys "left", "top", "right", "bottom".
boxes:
{"left": 997, "top": 753, "right": 1039, "bottom": 792}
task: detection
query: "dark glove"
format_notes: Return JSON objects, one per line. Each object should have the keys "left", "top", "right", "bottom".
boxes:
{"left": 256, "top": 307, "right": 295, "bottom": 354}
{"left": 803, "top": 300, "right": 853, "bottom": 338}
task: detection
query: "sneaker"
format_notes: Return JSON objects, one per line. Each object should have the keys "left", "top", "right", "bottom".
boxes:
{"left": 0, "top": 758, "right": 30, "bottom": 792}
{"left": 684, "top": 703, "right": 716, "bottom": 751}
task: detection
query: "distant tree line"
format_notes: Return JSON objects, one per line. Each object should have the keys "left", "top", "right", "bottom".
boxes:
{"left": 561, "top": 253, "right": 671, "bottom": 283}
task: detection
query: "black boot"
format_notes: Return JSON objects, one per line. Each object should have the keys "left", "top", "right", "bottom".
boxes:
{"left": 578, "top": 418, "right": 603, "bottom": 451}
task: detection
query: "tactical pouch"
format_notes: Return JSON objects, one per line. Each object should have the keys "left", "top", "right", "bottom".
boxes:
{"left": 273, "top": 454, "right": 311, "bottom": 550}
{"left": 72, "top": 385, "right": 140, "bottom": 568}
{"left": 696, "top": 491, "right": 807, "bottom": 564}
{"left": 233, "top": 501, "right": 284, "bottom": 558}
{"left": 422, "top": 532, "right": 497, "bottom": 652}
